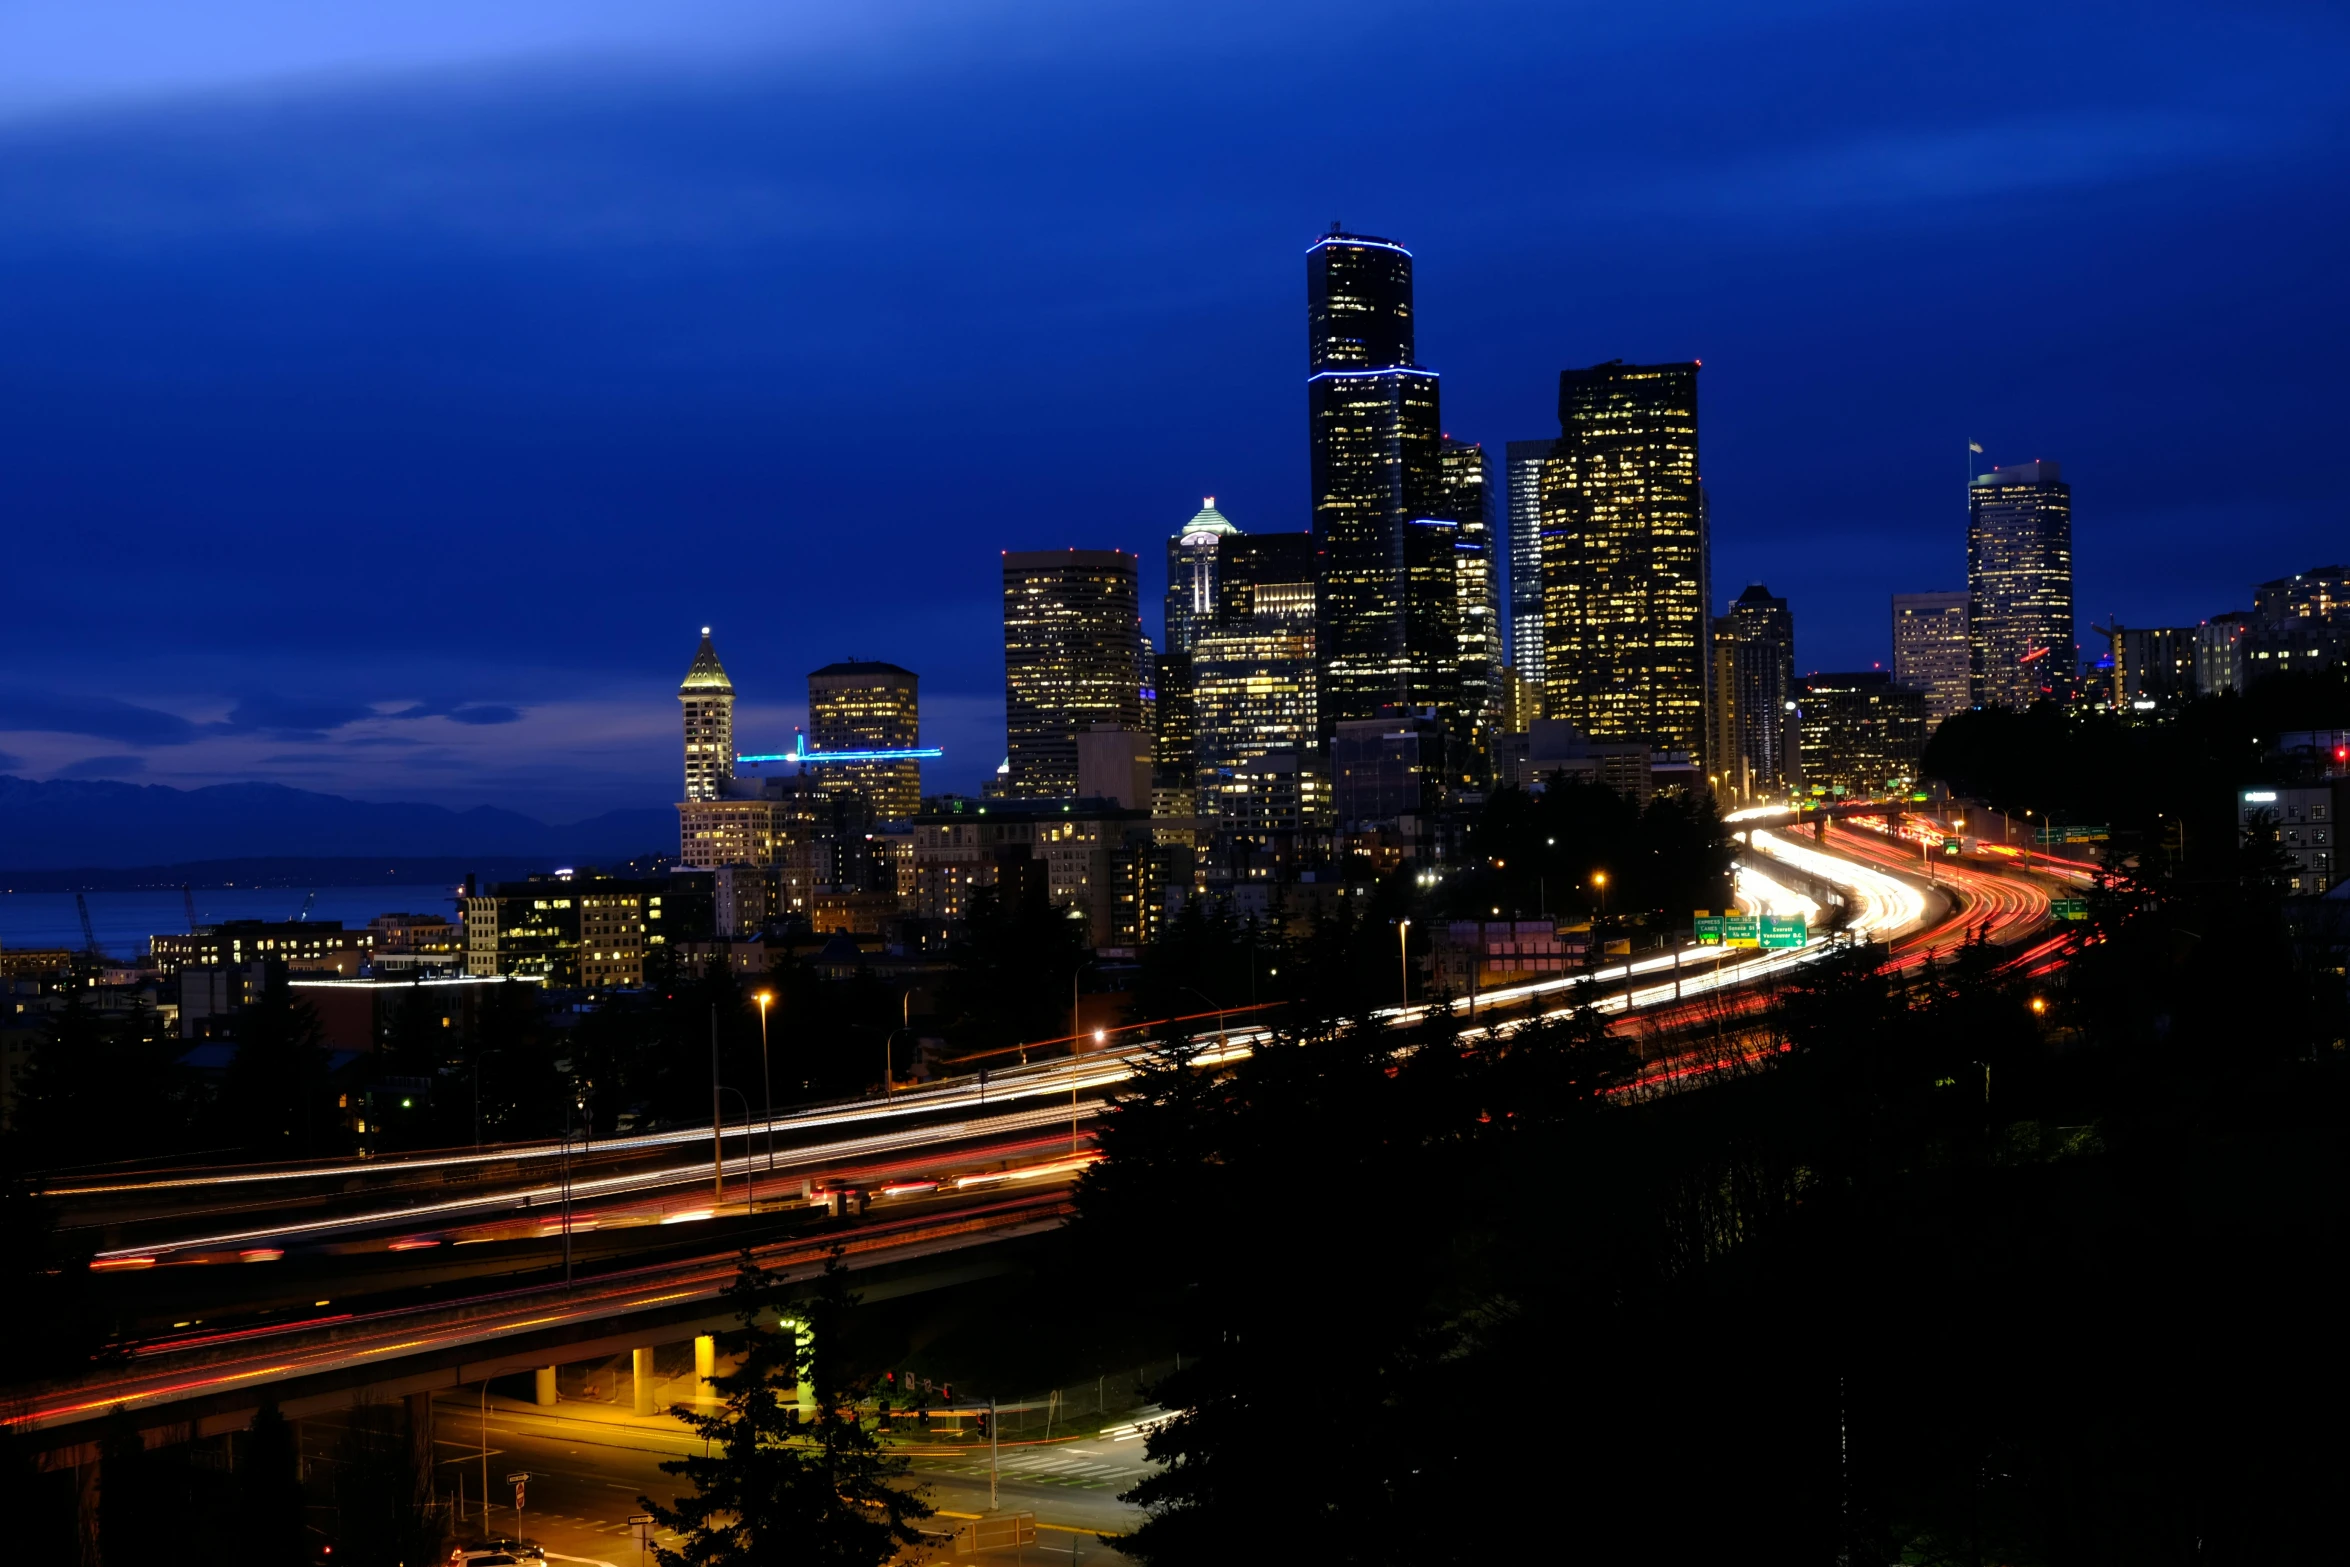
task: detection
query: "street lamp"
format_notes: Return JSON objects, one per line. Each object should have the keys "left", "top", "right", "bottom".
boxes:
{"left": 1591, "top": 870, "right": 1609, "bottom": 917}
{"left": 753, "top": 990, "right": 775, "bottom": 1173}
{"left": 1395, "top": 917, "right": 1411, "bottom": 1008}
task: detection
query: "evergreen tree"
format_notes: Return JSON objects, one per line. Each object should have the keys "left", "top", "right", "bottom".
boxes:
{"left": 643, "top": 1252, "right": 930, "bottom": 1567}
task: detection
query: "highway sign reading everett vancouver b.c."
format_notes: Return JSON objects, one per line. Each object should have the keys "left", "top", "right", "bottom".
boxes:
{"left": 1758, "top": 915, "right": 1808, "bottom": 949}
{"left": 2051, "top": 899, "right": 2089, "bottom": 921}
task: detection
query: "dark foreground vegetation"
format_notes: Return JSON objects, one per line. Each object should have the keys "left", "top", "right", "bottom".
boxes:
{"left": 1074, "top": 845, "right": 2350, "bottom": 1562}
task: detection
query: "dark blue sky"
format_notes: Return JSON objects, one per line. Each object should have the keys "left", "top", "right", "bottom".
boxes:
{"left": 2, "top": 0, "right": 2343, "bottom": 815}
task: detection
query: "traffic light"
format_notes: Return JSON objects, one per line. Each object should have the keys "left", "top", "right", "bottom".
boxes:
{"left": 918, "top": 1406, "right": 931, "bottom": 1430}
{"left": 976, "top": 1409, "right": 990, "bottom": 1438}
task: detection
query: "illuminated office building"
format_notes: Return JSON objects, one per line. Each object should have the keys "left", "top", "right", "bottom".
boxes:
{"left": 1967, "top": 461, "right": 2073, "bottom": 709}
{"left": 1439, "top": 438, "right": 1501, "bottom": 733}
{"left": 1308, "top": 228, "right": 1445, "bottom": 731}
{"left": 679, "top": 628, "right": 735, "bottom": 803}
{"left": 1891, "top": 591, "right": 1971, "bottom": 730}
{"left": 1709, "top": 583, "right": 1795, "bottom": 796}
{"left": 1503, "top": 439, "right": 1554, "bottom": 695}
{"left": 1540, "top": 361, "right": 1709, "bottom": 759}
{"left": 1795, "top": 673, "right": 1926, "bottom": 796}
{"left": 1164, "top": 498, "right": 1240, "bottom": 656}
{"left": 808, "top": 660, "right": 923, "bottom": 821}
{"left": 1002, "top": 548, "right": 1142, "bottom": 797}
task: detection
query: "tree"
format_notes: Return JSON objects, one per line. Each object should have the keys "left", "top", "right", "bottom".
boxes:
{"left": 213, "top": 961, "right": 340, "bottom": 1158}
{"left": 643, "top": 1252, "right": 930, "bottom": 1566}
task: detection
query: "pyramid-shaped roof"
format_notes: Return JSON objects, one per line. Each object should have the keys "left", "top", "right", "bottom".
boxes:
{"left": 1178, "top": 497, "right": 1240, "bottom": 543}
{"left": 680, "top": 628, "right": 735, "bottom": 695}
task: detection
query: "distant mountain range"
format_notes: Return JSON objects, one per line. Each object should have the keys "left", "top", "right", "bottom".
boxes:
{"left": 0, "top": 776, "right": 672, "bottom": 873}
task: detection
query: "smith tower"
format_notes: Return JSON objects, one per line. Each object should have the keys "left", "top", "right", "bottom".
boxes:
{"left": 1308, "top": 227, "right": 1444, "bottom": 731}
{"left": 679, "top": 628, "right": 736, "bottom": 802}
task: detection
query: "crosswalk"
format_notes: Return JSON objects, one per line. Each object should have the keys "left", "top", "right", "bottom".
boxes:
{"left": 914, "top": 1448, "right": 1139, "bottom": 1491}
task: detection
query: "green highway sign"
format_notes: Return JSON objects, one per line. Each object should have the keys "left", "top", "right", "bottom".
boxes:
{"left": 1758, "top": 914, "right": 1808, "bottom": 949}
{"left": 1694, "top": 916, "right": 1724, "bottom": 945}
{"left": 1721, "top": 916, "right": 1761, "bottom": 948}
{"left": 2051, "top": 898, "right": 2089, "bottom": 921}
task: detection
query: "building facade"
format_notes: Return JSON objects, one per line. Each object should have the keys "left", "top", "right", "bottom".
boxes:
{"left": 1439, "top": 438, "right": 1502, "bottom": 734}
{"left": 1307, "top": 229, "right": 1446, "bottom": 732}
{"left": 807, "top": 660, "right": 923, "bottom": 821}
{"left": 1164, "top": 499, "right": 1240, "bottom": 657}
{"left": 1892, "top": 590, "right": 1971, "bottom": 730}
{"left": 1714, "top": 583, "right": 1796, "bottom": 795}
{"left": 2240, "top": 785, "right": 2340, "bottom": 896}
{"left": 1002, "top": 548, "right": 1143, "bottom": 797}
{"left": 1967, "top": 461, "right": 2074, "bottom": 709}
{"left": 1503, "top": 438, "right": 1555, "bottom": 695}
{"left": 680, "top": 629, "right": 735, "bottom": 804}
{"left": 1540, "top": 360, "right": 1709, "bottom": 760}
{"left": 1795, "top": 673, "right": 1927, "bottom": 796}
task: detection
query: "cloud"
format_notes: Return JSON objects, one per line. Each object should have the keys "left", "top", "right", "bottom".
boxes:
{"left": 0, "top": 750, "right": 23, "bottom": 772}
{"left": 55, "top": 753, "right": 147, "bottom": 778}
{"left": 384, "top": 700, "right": 525, "bottom": 725}
{"left": 217, "top": 691, "right": 376, "bottom": 735}
{"left": 0, "top": 691, "right": 202, "bottom": 744}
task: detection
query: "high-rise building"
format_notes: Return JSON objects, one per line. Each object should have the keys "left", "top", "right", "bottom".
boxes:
{"left": 1539, "top": 361, "right": 1708, "bottom": 760}
{"left": 679, "top": 629, "right": 735, "bottom": 803}
{"left": 1795, "top": 673, "right": 1926, "bottom": 797}
{"left": 807, "top": 660, "right": 922, "bottom": 822}
{"left": 1164, "top": 498, "right": 1240, "bottom": 656}
{"left": 1308, "top": 228, "right": 1445, "bottom": 732}
{"left": 1504, "top": 439, "right": 1555, "bottom": 694}
{"left": 1892, "top": 591, "right": 1971, "bottom": 730}
{"left": 1967, "top": 461, "right": 2074, "bottom": 709}
{"left": 1710, "top": 584, "right": 1795, "bottom": 797}
{"left": 1439, "top": 439, "right": 1502, "bottom": 734}
{"left": 1196, "top": 581, "right": 1319, "bottom": 794}
{"left": 2197, "top": 612, "right": 2252, "bottom": 695}
{"left": 1002, "top": 548, "right": 1142, "bottom": 797}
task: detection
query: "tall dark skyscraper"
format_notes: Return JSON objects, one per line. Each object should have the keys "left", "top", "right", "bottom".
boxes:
{"left": 1503, "top": 438, "right": 1555, "bottom": 697}
{"left": 1966, "top": 460, "right": 2073, "bottom": 709}
{"left": 1540, "top": 360, "right": 1709, "bottom": 759}
{"left": 1892, "top": 590, "right": 1971, "bottom": 729}
{"left": 1001, "top": 548, "right": 1142, "bottom": 797}
{"left": 1709, "top": 583, "right": 1795, "bottom": 797}
{"left": 807, "top": 660, "right": 922, "bottom": 821}
{"left": 1307, "top": 228, "right": 1444, "bottom": 732}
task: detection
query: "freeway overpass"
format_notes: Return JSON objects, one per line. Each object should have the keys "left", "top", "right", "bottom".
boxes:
{"left": 17, "top": 808, "right": 2073, "bottom": 1456}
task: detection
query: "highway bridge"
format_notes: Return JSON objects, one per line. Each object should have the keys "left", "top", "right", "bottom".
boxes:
{"left": 15, "top": 806, "right": 2085, "bottom": 1460}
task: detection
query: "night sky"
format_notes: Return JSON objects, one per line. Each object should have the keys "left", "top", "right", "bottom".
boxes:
{"left": 2, "top": 1, "right": 2343, "bottom": 817}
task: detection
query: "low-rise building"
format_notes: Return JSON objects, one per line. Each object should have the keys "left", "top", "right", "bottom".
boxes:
{"left": 1795, "top": 673, "right": 1926, "bottom": 798}
{"left": 1492, "top": 720, "right": 1652, "bottom": 805}
{"left": 150, "top": 920, "right": 373, "bottom": 978}
{"left": 2241, "top": 784, "right": 2341, "bottom": 896}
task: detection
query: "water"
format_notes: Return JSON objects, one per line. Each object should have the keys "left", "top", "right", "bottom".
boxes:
{"left": 0, "top": 886, "right": 460, "bottom": 961}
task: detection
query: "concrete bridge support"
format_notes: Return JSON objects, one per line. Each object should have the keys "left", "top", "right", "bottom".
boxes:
{"left": 633, "top": 1347, "right": 658, "bottom": 1416}
{"left": 534, "top": 1366, "right": 557, "bottom": 1407}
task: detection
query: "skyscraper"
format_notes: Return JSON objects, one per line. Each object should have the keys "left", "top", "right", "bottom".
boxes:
{"left": 1967, "top": 461, "right": 2073, "bottom": 709}
{"left": 1891, "top": 591, "right": 1971, "bottom": 730}
{"left": 807, "top": 660, "right": 922, "bottom": 821}
{"left": 1503, "top": 438, "right": 1555, "bottom": 695}
{"left": 1710, "top": 584, "right": 1795, "bottom": 795}
{"left": 1163, "top": 498, "right": 1240, "bottom": 656}
{"left": 1308, "top": 228, "right": 1444, "bottom": 732}
{"left": 1195, "top": 533, "right": 1319, "bottom": 821}
{"left": 1439, "top": 438, "right": 1502, "bottom": 734}
{"left": 1002, "top": 549, "right": 1142, "bottom": 797}
{"left": 679, "top": 628, "right": 735, "bottom": 803}
{"left": 1540, "top": 361, "right": 1709, "bottom": 759}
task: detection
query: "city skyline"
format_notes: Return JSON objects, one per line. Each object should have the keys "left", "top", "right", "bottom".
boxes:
{"left": 2, "top": 3, "right": 2346, "bottom": 815}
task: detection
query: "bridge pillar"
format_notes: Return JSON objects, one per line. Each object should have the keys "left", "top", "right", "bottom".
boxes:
{"left": 405, "top": 1391, "right": 435, "bottom": 1503}
{"left": 695, "top": 1335, "right": 717, "bottom": 1402}
{"left": 534, "top": 1366, "right": 557, "bottom": 1407}
{"left": 633, "top": 1348, "right": 657, "bottom": 1417}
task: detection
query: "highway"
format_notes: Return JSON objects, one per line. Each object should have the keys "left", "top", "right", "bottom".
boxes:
{"left": 19, "top": 802, "right": 2077, "bottom": 1437}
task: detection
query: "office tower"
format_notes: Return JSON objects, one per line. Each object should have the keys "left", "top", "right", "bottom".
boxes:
{"left": 1504, "top": 439, "right": 1555, "bottom": 693}
{"left": 1164, "top": 498, "right": 1240, "bottom": 656}
{"left": 1439, "top": 438, "right": 1502, "bottom": 733}
{"left": 1891, "top": 591, "right": 1971, "bottom": 730}
{"left": 1195, "top": 537, "right": 1319, "bottom": 816}
{"left": 1002, "top": 548, "right": 1142, "bottom": 797}
{"left": 1217, "top": 532, "right": 1318, "bottom": 623}
{"left": 679, "top": 628, "right": 735, "bottom": 803}
{"left": 1540, "top": 361, "right": 1708, "bottom": 759}
{"left": 1795, "top": 673, "right": 1927, "bottom": 796}
{"left": 2091, "top": 625, "right": 2199, "bottom": 710}
{"left": 807, "top": 660, "right": 922, "bottom": 821}
{"left": 1709, "top": 583, "right": 1795, "bottom": 796}
{"left": 1403, "top": 516, "right": 1463, "bottom": 738}
{"left": 1967, "top": 460, "right": 2074, "bottom": 709}
{"left": 1308, "top": 228, "right": 1445, "bottom": 731}
{"left": 1153, "top": 650, "right": 1196, "bottom": 791}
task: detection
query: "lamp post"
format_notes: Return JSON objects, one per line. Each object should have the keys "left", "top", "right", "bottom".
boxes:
{"left": 1395, "top": 917, "right": 1411, "bottom": 1008}
{"left": 753, "top": 990, "right": 775, "bottom": 1173}
{"left": 1591, "top": 870, "right": 1609, "bottom": 918}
